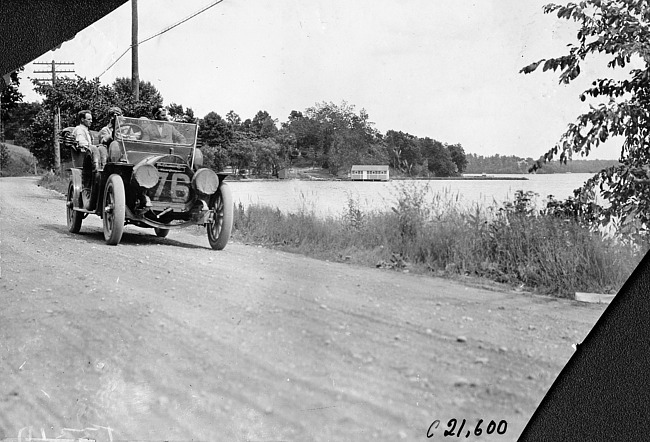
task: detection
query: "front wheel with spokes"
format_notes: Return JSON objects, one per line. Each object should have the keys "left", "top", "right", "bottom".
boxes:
{"left": 103, "top": 174, "right": 126, "bottom": 245}
{"left": 206, "top": 182, "right": 233, "bottom": 250}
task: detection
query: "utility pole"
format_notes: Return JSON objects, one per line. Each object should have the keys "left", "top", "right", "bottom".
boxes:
{"left": 132, "top": 0, "right": 139, "bottom": 101}
{"left": 34, "top": 60, "right": 74, "bottom": 174}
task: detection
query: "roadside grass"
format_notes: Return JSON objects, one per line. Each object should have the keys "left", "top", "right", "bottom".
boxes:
{"left": 36, "top": 172, "right": 645, "bottom": 297}
{"left": 233, "top": 184, "right": 646, "bottom": 297}
{"left": 38, "top": 170, "right": 70, "bottom": 194}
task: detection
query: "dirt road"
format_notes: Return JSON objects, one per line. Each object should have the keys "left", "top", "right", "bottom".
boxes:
{"left": 0, "top": 176, "right": 606, "bottom": 441}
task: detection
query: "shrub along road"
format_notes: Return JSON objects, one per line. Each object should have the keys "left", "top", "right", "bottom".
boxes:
{"left": 0, "top": 176, "right": 606, "bottom": 441}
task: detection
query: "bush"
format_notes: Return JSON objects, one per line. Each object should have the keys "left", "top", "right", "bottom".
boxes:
{"left": 0, "top": 143, "right": 9, "bottom": 171}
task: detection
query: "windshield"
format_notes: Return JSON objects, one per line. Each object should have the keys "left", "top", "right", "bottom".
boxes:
{"left": 115, "top": 116, "right": 197, "bottom": 147}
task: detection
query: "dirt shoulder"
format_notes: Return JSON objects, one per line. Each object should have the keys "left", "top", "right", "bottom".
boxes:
{"left": 0, "top": 176, "right": 606, "bottom": 441}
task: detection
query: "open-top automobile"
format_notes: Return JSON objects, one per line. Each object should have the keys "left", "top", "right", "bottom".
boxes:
{"left": 63, "top": 115, "right": 233, "bottom": 249}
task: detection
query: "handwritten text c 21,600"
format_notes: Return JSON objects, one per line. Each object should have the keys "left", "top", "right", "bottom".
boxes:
{"left": 427, "top": 418, "right": 508, "bottom": 438}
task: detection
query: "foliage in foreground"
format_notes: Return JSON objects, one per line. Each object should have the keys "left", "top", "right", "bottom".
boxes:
{"left": 232, "top": 185, "right": 645, "bottom": 297}
{"left": 522, "top": 1, "right": 650, "bottom": 240}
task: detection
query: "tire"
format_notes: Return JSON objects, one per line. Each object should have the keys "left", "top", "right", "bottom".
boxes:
{"left": 154, "top": 227, "right": 170, "bottom": 238}
{"left": 207, "top": 182, "right": 233, "bottom": 250}
{"left": 103, "top": 174, "right": 126, "bottom": 245}
{"left": 66, "top": 182, "right": 83, "bottom": 233}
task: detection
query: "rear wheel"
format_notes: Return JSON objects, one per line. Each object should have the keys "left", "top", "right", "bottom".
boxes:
{"left": 207, "top": 182, "right": 233, "bottom": 250}
{"left": 66, "top": 182, "right": 83, "bottom": 233}
{"left": 103, "top": 174, "right": 126, "bottom": 245}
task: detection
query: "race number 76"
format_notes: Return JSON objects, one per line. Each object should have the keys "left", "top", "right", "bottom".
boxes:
{"left": 154, "top": 171, "right": 191, "bottom": 203}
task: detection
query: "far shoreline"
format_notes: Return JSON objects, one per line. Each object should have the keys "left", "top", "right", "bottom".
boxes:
{"left": 391, "top": 175, "right": 528, "bottom": 181}
{"left": 229, "top": 174, "right": 530, "bottom": 182}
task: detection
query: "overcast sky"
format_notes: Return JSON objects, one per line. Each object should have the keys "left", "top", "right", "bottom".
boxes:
{"left": 20, "top": 0, "right": 627, "bottom": 160}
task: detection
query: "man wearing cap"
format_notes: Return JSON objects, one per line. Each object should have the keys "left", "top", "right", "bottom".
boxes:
{"left": 99, "top": 106, "right": 124, "bottom": 162}
{"left": 99, "top": 106, "right": 122, "bottom": 145}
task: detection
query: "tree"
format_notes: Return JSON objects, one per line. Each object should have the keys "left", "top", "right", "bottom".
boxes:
{"left": 111, "top": 77, "right": 163, "bottom": 118}
{"left": 421, "top": 138, "right": 457, "bottom": 177}
{"left": 304, "top": 101, "right": 379, "bottom": 171}
{"left": 274, "top": 128, "right": 298, "bottom": 166}
{"left": 198, "top": 111, "right": 232, "bottom": 148}
{"left": 3, "top": 101, "right": 41, "bottom": 140}
{"left": 33, "top": 76, "right": 115, "bottom": 130}
{"left": 229, "top": 133, "right": 257, "bottom": 174}
{"left": 251, "top": 110, "right": 278, "bottom": 138}
{"left": 385, "top": 130, "right": 422, "bottom": 175}
{"left": 283, "top": 110, "right": 321, "bottom": 160}
{"left": 251, "top": 138, "right": 282, "bottom": 176}
{"left": 226, "top": 110, "right": 242, "bottom": 134}
{"left": 202, "top": 144, "right": 230, "bottom": 172}
{"left": 168, "top": 102, "right": 197, "bottom": 123}
{"left": 28, "top": 110, "right": 56, "bottom": 168}
{"left": 521, "top": 1, "right": 650, "bottom": 238}
{"left": 1, "top": 68, "right": 24, "bottom": 141}
{"left": 448, "top": 143, "right": 468, "bottom": 174}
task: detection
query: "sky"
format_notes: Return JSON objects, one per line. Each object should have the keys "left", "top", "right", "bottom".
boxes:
{"left": 19, "top": 0, "right": 629, "bottom": 160}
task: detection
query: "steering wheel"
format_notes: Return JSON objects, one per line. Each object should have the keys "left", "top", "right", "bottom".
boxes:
{"left": 117, "top": 123, "right": 143, "bottom": 140}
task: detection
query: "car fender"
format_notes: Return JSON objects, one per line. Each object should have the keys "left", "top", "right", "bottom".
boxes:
{"left": 69, "top": 168, "right": 84, "bottom": 209}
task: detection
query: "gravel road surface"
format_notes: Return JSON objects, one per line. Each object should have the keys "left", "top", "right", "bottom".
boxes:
{"left": 0, "top": 176, "right": 606, "bottom": 441}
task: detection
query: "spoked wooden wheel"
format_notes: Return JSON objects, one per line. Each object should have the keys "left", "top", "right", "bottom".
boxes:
{"left": 103, "top": 174, "right": 126, "bottom": 245}
{"left": 207, "top": 182, "right": 233, "bottom": 250}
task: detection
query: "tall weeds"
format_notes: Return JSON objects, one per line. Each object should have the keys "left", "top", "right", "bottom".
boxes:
{"left": 232, "top": 185, "right": 646, "bottom": 297}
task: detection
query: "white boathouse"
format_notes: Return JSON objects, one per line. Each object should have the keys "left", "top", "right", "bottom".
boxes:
{"left": 350, "top": 165, "right": 390, "bottom": 181}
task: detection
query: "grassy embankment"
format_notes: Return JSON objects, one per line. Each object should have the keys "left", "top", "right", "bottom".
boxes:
{"left": 232, "top": 184, "right": 645, "bottom": 297}
{"left": 0, "top": 142, "right": 37, "bottom": 177}
{"left": 31, "top": 166, "right": 644, "bottom": 297}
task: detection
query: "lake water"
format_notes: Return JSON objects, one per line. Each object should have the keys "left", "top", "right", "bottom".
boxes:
{"left": 227, "top": 173, "right": 597, "bottom": 218}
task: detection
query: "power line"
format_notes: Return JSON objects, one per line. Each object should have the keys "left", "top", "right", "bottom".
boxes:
{"left": 33, "top": 61, "right": 76, "bottom": 82}
{"left": 98, "top": 0, "right": 224, "bottom": 78}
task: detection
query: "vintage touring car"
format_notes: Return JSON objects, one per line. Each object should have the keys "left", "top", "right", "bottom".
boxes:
{"left": 64, "top": 116, "right": 233, "bottom": 249}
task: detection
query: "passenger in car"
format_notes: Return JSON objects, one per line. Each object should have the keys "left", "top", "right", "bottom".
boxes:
{"left": 99, "top": 106, "right": 124, "bottom": 162}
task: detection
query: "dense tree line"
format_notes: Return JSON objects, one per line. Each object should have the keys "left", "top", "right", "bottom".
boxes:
{"left": 5, "top": 75, "right": 468, "bottom": 177}
{"left": 198, "top": 101, "right": 468, "bottom": 177}
{"left": 7, "top": 71, "right": 619, "bottom": 181}
{"left": 466, "top": 153, "right": 620, "bottom": 174}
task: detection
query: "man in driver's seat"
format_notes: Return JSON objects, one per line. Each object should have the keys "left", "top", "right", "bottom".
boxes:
{"left": 141, "top": 105, "right": 186, "bottom": 144}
